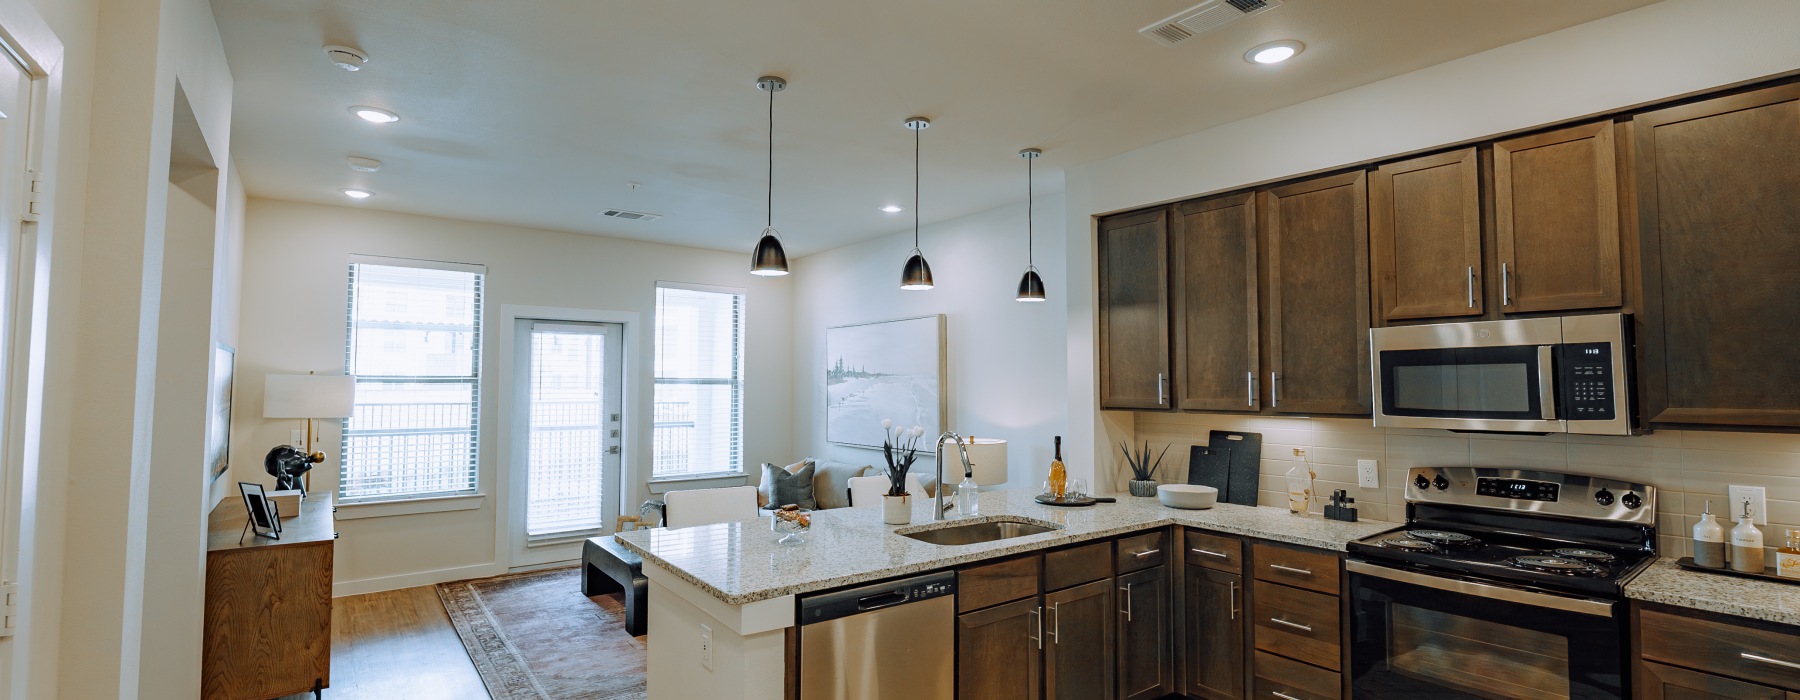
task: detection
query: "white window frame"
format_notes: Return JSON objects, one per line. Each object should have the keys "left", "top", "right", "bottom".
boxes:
{"left": 339, "top": 255, "right": 486, "bottom": 505}
{"left": 650, "top": 281, "right": 746, "bottom": 482}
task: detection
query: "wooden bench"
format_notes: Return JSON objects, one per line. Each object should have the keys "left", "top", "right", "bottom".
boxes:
{"left": 582, "top": 535, "right": 647, "bottom": 636}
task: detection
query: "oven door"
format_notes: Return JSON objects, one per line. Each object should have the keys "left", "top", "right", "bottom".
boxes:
{"left": 1371, "top": 317, "right": 1563, "bottom": 433}
{"left": 1347, "top": 561, "right": 1623, "bottom": 700}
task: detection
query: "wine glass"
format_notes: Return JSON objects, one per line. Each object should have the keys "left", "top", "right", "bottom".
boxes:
{"left": 1069, "top": 478, "right": 1089, "bottom": 500}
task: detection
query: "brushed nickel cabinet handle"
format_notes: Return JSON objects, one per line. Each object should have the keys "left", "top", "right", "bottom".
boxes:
{"left": 1269, "top": 617, "right": 1314, "bottom": 633}
{"left": 1271, "top": 692, "right": 1301, "bottom": 700}
{"left": 1134, "top": 548, "right": 1161, "bottom": 559}
{"left": 1157, "top": 373, "right": 1165, "bottom": 405}
{"left": 1467, "top": 266, "right": 1475, "bottom": 308}
{"left": 1269, "top": 563, "right": 1313, "bottom": 576}
{"left": 1049, "top": 601, "right": 1060, "bottom": 642}
{"left": 1228, "top": 580, "right": 1239, "bottom": 621}
{"left": 1741, "top": 652, "right": 1800, "bottom": 670}
{"left": 1120, "top": 583, "right": 1133, "bottom": 622}
{"left": 1191, "top": 547, "right": 1229, "bottom": 559}
{"left": 1029, "top": 606, "right": 1043, "bottom": 650}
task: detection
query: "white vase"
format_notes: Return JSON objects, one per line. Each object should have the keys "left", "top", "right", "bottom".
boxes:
{"left": 883, "top": 494, "right": 912, "bottom": 525}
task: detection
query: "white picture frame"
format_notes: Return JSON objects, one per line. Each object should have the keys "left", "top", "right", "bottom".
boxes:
{"left": 825, "top": 315, "right": 945, "bottom": 449}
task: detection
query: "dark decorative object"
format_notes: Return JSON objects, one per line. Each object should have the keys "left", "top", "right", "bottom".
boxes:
{"left": 749, "top": 76, "right": 790, "bottom": 276}
{"left": 880, "top": 420, "right": 925, "bottom": 496}
{"left": 1121, "top": 441, "right": 1169, "bottom": 497}
{"left": 899, "top": 117, "right": 934, "bottom": 290}
{"left": 1016, "top": 148, "right": 1047, "bottom": 302}
{"left": 1325, "top": 489, "right": 1360, "bottom": 522}
{"left": 264, "top": 444, "right": 319, "bottom": 493}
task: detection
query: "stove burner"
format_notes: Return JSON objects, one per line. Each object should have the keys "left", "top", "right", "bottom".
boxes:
{"left": 1405, "top": 529, "right": 1480, "bottom": 547}
{"left": 1552, "top": 548, "right": 1616, "bottom": 564}
{"left": 1379, "top": 537, "right": 1441, "bottom": 552}
{"left": 1509, "top": 555, "right": 1606, "bottom": 576}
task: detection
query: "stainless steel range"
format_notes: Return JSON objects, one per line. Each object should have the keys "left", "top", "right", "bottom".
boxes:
{"left": 1346, "top": 467, "right": 1657, "bottom": 699}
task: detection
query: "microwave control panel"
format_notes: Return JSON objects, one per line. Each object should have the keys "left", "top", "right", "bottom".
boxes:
{"left": 1559, "top": 342, "right": 1616, "bottom": 421}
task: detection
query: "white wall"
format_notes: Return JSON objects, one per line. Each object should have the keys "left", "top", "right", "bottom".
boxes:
{"left": 236, "top": 198, "right": 794, "bottom": 595}
{"left": 1062, "top": 0, "right": 1800, "bottom": 490}
{"left": 792, "top": 197, "right": 1068, "bottom": 492}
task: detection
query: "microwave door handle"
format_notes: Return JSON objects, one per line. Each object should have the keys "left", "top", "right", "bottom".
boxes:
{"left": 1539, "top": 345, "right": 1557, "bottom": 421}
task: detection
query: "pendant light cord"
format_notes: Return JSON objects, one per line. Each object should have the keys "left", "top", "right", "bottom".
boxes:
{"left": 913, "top": 125, "right": 921, "bottom": 249}
{"left": 1026, "top": 155, "right": 1034, "bottom": 267}
{"left": 766, "top": 86, "right": 774, "bottom": 229}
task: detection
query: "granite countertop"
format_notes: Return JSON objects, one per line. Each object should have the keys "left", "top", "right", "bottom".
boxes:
{"left": 1625, "top": 557, "right": 1800, "bottom": 627}
{"left": 614, "top": 488, "right": 1396, "bottom": 605}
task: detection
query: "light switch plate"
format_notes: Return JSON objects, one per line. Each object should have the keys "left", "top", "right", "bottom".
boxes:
{"left": 1357, "top": 460, "right": 1380, "bottom": 489}
{"left": 1728, "top": 485, "right": 1768, "bottom": 525}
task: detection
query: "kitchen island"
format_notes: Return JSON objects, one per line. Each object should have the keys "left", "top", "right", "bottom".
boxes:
{"left": 614, "top": 488, "right": 1391, "bottom": 700}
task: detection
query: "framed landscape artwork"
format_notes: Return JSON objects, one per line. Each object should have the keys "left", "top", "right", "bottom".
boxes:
{"left": 825, "top": 315, "right": 945, "bottom": 449}
{"left": 207, "top": 343, "right": 235, "bottom": 482}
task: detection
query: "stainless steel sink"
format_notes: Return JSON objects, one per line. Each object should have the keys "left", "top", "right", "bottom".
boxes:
{"left": 897, "top": 519, "right": 1061, "bottom": 546}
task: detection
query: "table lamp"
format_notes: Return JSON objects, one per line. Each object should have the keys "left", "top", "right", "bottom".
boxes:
{"left": 959, "top": 436, "right": 1008, "bottom": 488}
{"left": 263, "top": 372, "right": 356, "bottom": 469}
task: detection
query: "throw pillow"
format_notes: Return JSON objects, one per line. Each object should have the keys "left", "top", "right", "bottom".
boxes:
{"left": 756, "top": 459, "right": 812, "bottom": 507}
{"left": 761, "top": 461, "right": 817, "bottom": 511}
{"left": 807, "top": 459, "right": 871, "bottom": 510}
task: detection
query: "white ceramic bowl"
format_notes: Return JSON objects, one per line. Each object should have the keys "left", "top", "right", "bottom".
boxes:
{"left": 1158, "top": 484, "right": 1219, "bottom": 510}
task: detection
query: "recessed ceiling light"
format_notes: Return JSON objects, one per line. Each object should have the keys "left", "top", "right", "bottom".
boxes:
{"left": 349, "top": 106, "right": 399, "bottom": 124}
{"left": 341, "top": 188, "right": 374, "bottom": 199}
{"left": 1246, "top": 40, "right": 1304, "bottom": 64}
{"left": 881, "top": 205, "right": 903, "bottom": 213}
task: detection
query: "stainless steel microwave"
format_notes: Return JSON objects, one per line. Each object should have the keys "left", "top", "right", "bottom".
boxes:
{"left": 1370, "top": 313, "right": 1633, "bottom": 435}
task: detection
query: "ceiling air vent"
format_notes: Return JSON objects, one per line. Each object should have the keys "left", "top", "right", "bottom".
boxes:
{"left": 1139, "top": 0, "right": 1283, "bottom": 48}
{"left": 599, "top": 208, "right": 662, "bottom": 222}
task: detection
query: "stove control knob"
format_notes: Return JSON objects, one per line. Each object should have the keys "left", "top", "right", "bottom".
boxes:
{"left": 1432, "top": 475, "right": 1450, "bottom": 491}
{"left": 1594, "top": 489, "right": 1615, "bottom": 506}
{"left": 1414, "top": 474, "right": 1431, "bottom": 491}
{"left": 1621, "top": 492, "right": 1643, "bottom": 510}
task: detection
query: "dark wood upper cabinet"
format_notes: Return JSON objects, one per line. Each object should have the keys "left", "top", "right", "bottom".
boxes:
{"left": 958, "top": 597, "right": 1043, "bottom": 700}
{"left": 1370, "top": 147, "right": 1484, "bottom": 322}
{"left": 1098, "top": 209, "right": 1172, "bottom": 410}
{"left": 1184, "top": 565, "right": 1244, "bottom": 700}
{"left": 1116, "top": 566, "right": 1171, "bottom": 700}
{"left": 1494, "top": 121, "right": 1623, "bottom": 313}
{"left": 1262, "top": 171, "right": 1372, "bottom": 416}
{"left": 1045, "top": 578, "right": 1116, "bottom": 700}
{"left": 1634, "top": 83, "right": 1800, "bottom": 428}
{"left": 1172, "top": 193, "right": 1260, "bottom": 412}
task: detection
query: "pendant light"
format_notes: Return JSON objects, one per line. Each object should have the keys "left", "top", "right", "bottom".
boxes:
{"left": 900, "top": 116, "right": 934, "bottom": 290}
{"left": 750, "top": 76, "right": 790, "bottom": 276}
{"left": 1016, "top": 148, "right": 1047, "bottom": 302}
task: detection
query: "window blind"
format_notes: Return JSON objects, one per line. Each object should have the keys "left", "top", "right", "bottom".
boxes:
{"left": 341, "top": 261, "right": 484, "bottom": 502}
{"left": 653, "top": 285, "right": 744, "bottom": 478}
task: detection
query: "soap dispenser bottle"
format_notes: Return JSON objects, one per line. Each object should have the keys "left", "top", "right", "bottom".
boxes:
{"left": 1692, "top": 500, "right": 1726, "bottom": 569}
{"left": 1730, "top": 499, "right": 1765, "bottom": 573}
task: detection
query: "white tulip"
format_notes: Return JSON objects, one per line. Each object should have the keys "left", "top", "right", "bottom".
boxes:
{"left": 910, "top": 426, "right": 925, "bottom": 438}
{"left": 881, "top": 418, "right": 894, "bottom": 429}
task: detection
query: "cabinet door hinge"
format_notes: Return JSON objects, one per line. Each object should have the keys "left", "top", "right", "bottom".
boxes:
{"left": 22, "top": 176, "right": 45, "bottom": 222}
{"left": 0, "top": 580, "right": 18, "bottom": 638}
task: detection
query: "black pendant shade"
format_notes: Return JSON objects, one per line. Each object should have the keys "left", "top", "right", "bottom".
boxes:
{"left": 751, "top": 227, "right": 789, "bottom": 276}
{"left": 901, "top": 249, "right": 934, "bottom": 290}
{"left": 1016, "top": 266, "right": 1046, "bottom": 302}
{"left": 900, "top": 117, "right": 932, "bottom": 291}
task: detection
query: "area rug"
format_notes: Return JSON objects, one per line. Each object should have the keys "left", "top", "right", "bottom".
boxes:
{"left": 437, "top": 566, "right": 647, "bottom": 700}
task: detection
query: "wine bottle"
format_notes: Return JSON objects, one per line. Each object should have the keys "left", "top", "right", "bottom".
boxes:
{"left": 1049, "top": 436, "right": 1067, "bottom": 499}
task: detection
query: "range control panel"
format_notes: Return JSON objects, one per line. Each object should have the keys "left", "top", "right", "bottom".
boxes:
{"left": 1559, "top": 342, "right": 1616, "bottom": 421}
{"left": 1477, "top": 477, "right": 1560, "bottom": 502}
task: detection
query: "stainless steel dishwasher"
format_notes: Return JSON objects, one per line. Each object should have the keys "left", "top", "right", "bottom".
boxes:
{"left": 797, "top": 570, "right": 956, "bottom": 700}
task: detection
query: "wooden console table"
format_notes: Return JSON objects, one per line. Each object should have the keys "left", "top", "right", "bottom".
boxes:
{"left": 202, "top": 491, "right": 335, "bottom": 699}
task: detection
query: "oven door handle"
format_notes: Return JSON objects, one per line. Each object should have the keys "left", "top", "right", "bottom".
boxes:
{"left": 1538, "top": 345, "right": 1558, "bottom": 422}
{"left": 1346, "top": 560, "right": 1615, "bottom": 617}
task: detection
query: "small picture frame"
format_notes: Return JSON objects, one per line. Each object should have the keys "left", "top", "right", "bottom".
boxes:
{"left": 238, "top": 481, "right": 282, "bottom": 543}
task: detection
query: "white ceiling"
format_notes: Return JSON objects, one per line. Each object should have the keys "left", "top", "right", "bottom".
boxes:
{"left": 213, "top": 0, "right": 1655, "bottom": 257}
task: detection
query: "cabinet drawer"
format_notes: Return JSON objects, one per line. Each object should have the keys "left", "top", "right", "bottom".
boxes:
{"left": 1116, "top": 530, "right": 1168, "bottom": 575}
{"left": 1252, "top": 580, "right": 1341, "bottom": 671}
{"left": 1640, "top": 606, "right": 1800, "bottom": 691}
{"left": 958, "top": 555, "right": 1042, "bottom": 614}
{"left": 1044, "top": 541, "right": 1112, "bottom": 591}
{"left": 1253, "top": 542, "right": 1339, "bottom": 595}
{"left": 1253, "top": 651, "right": 1340, "bottom": 700}
{"left": 1184, "top": 529, "right": 1242, "bottom": 573}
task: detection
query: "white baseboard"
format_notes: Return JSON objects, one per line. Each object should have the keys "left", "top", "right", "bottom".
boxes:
{"left": 332, "top": 562, "right": 507, "bottom": 597}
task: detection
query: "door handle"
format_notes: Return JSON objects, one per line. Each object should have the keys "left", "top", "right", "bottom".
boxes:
{"left": 1270, "top": 372, "right": 1280, "bottom": 409}
{"left": 1157, "top": 373, "right": 1166, "bottom": 405}
{"left": 1501, "top": 262, "right": 1512, "bottom": 307}
{"left": 1741, "top": 652, "right": 1800, "bottom": 671}
{"left": 1268, "top": 617, "right": 1314, "bottom": 633}
{"left": 1028, "top": 606, "right": 1043, "bottom": 650}
{"left": 1228, "top": 580, "right": 1239, "bottom": 621}
{"left": 1120, "top": 583, "right": 1133, "bottom": 622}
{"left": 1466, "top": 266, "right": 1475, "bottom": 308}
{"left": 1268, "top": 563, "right": 1312, "bottom": 576}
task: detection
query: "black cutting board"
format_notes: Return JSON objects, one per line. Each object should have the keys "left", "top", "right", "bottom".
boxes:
{"left": 1209, "top": 430, "right": 1262, "bottom": 506}
{"left": 1187, "top": 445, "right": 1233, "bottom": 498}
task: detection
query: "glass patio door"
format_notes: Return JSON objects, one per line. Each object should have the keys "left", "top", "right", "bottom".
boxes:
{"left": 512, "top": 320, "right": 623, "bottom": 564}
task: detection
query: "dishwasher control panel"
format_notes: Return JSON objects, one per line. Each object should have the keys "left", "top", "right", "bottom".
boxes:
{"left": 798, "top": 570, "right": 958, "bottom": 625}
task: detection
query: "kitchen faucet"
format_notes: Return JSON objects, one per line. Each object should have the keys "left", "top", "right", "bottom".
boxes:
{"left": 933, "top": 431, "right": 973, "bottom": 520}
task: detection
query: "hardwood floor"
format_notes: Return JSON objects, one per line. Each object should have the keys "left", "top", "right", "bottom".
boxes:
{"left": 276, "top": 585, "right": 490, "bottom": 700}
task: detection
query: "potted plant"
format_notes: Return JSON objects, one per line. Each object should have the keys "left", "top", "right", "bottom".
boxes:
{"left": 881, "top": 419, "right": 926, "bottom": 525}
{"left": 1121, "top": 441, "right": 1169, "bottom": 497}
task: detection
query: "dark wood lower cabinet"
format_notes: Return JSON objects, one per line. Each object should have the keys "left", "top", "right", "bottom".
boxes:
{"left": 1117, "top": 566, "right": 1171, "bottom": 700}
{"left": 1253, "top": 650, "right": 1341, "bottom": 700}
{"left": 1184, "top": 565, "right": 1244, "bottom": 700}
{"left": 1046, "top": 577, "right": 1116, "bottom": 700}
{"left": 957, "top": 597, "right": 1043, "bottom": 700}
{"left": 1638, "top": 661, "right": 1790, "bottom": 700}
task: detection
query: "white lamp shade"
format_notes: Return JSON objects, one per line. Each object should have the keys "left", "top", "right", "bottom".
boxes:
{"left": 961, "top": 438, "right": 1008, "bottom": 486}
{"left": 263, "top": 374, "right": 356, "bottom": 419}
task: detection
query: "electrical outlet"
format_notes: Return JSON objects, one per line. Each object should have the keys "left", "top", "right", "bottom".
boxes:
{"left": 1728, "top": 485, "right": 1768, "bottom": 525}
{"left": 1358, "top": 460, "right": 1380, "bottom": 489}
{"left": 290, "top": 429, "right": 304, "bottom": 447}
{"left": 699, "top": 623, "right": 713, "bottom": 670}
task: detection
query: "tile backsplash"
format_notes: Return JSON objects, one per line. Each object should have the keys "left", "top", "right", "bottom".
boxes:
{"left": 1122, "top": 412, "right": 1800, "bottom": 566}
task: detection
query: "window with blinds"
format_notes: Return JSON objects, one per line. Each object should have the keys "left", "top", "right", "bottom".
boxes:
{"left": 653, "top": 284, "right": 744, "bottom": 478}
{"left": 341, "top": 259, "right": 484, "bottom": 503}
